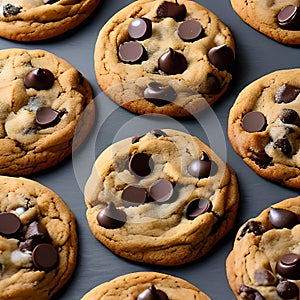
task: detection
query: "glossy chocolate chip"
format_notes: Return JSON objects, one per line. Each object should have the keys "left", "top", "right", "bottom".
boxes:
{"left": 273, "top": 138, "right": 292, "bottom": 156}
{"left": 24, "top": 68, "right": 55, "bottom": 90}
{"left": 32, "top": 243, "right": 58, "bottom": 270}
{"left": 239, "top": 285, "right": 266, "bottom": 300}
{"left": 251, "top": 150, "right": 273, "bottom": 169}
{"left": 280, "top": 108, "right": 299, "bottom": 125}
{"left": 185, "top": 198, "right": 211, "bottom": 220}
{"left": 97, "top": 202, "right": 127, "bottom": 229}
{"left": 129, "top": 153, "right": 153, "bottom": 177}
{"left": 178, "top": 20, "right": 203, "bottom": 42}
{"left": 128, "top": 18, "right": 152, "bottom": 40}
{"left": 157, "top": 1, "right": 186, "bottom": 21}
{"left": 149, "top": 179, "right": 173, "bottom": 203}
{"left": 144, "top": 82, "right": 177, "bottom": 106}
{"left": 150, "top": 129, "right": 168, "bottom": 137}
{"left": 36, "top": 106, "right": 62, "bottom": 128}
{"left": 187, "top": 152, "right": 218, "bottom": 178}
{"left": 0, "top": 212, "right": 21, "bottom": 236}
{"left": 269, "top": 207, "right": 299, "bottom": 229}
{"left": 276, "top": 253, "right": 300, "bottom": 280}
{"left": 207, "top": 44, "right": 234, "bottom": 72}
{"left": 137, "top": 285, "right": 169, "bottom": 300}
{"left": 276, "top": 280, "right": 299, "bottom": 299}
{"left": 277, "top": 5, "right": 300, "bottom": 30}
{"left": 132, "top": 135, "right": 144, "bottom": 144}
{"left": 275, "top": 84, "right": 300, "bottom": 103}
{"left": 242, "top": 111, "right": 267, "bottom": 132}
{"left": 237, "top": 221, "right": 265, "bottom": 240}
{"left": 3, "top": 4, "right": 22, "bottom": 17}
{"left": 254, "top": 269, "right": 277, "bottom": 286}
{"left": 25, "top": 221, "right": 50, "bottom": 243}
{"left": 158, "top": 48, "right": 187, "bottom": 75}
{"left": 119, "top": 41, "right": 147, "bottom": 64}
{"left": 121, "top": 184, "right": 148, "bottom": 207}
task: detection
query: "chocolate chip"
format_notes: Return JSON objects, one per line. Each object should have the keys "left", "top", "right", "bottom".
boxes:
{"left": 254, "top": 269, "right": 277, "bottom": 286}
{"left": 276, "top": 253, "right": 300, "bottom": 280}
{"left": 24, "top": 68, "right": 55, "bottom": 90}
{"left": 97, "top": 202, "right": 127, "bottom": 229}
{"left": 32, "top": 243, "right": 58, "bottom": 270}
{"left": 185, "top": 198, "right": 211, "bottom": 220}
{"left": 275, "top": 84, "right": 300, "bottom": 104}
{"left": 3, "top": 4, "right": 22, "bottom": 17}
{"left": 242, "top": 111, "right": 267, "bottom": 132}
{"left": 207, "top": 44, "right": 234, "bottom": 72}
{"left": 187, "top": 152, "right": 218, "bottom": 178}
{"left": 43, "top": 0, "right": 59, "bottom": 4}
{"left": 269, "top": 207, "right": 299, "bottom": 229}
{"left": 149, "top": 129, "right": 168, "bottom": 137}
{"left": 144, "top": 82, "right": 177, "bottom": 106}
{"left": 273, "top": 138, "right": 292, "bottom": 156}
{"left": 25, "top": 221, "right": 50, "bottom": 243}
{"left": 132, "top": 135, "right": 144, "bottom": 144}
{"left": 137, "top": 285, "right": 169, "bottom": 300}
{"left": 129, "top": 153, "right": 153, "bottom": 177}
{"left": 118, "top": 41, "right": 147, "bottom": 64}
{"left": 23, "top": 127, "right": 37, "bottom": 135}
{"left": 0, "top": 212, "right": 21, "bottom": 237}
{"left": 36, "top": 106, "right": 62, "bottom": 128}
{"left": 128, "top": 18, "right": 152, "bottom": 40}
{"left": 198, "top": 74, "right": 221, "bottom": 94}
{"left": 276, "top": 280, "right": 299, "bottom": 299}
{"left": 121, "top": 184, "right": 148, "bottom": 207}
{"left": 158, "top": 48, "right": 187, "bottom": 75}
{"left": 277, "top": 5, "right": 300, "bottom": 30}
{"left": 280, "top": 108, "right": 299, "bottom": 125}
{"left": 251, "top": 150, "right": 273, "bottom": 169}
{"left": 178, "top": 20, "right": 203, "bottom": 42}
{"left": 149, "top": 179, "right": 173, "bottom": 203}
{"left": 237, "top": 221, "right": 265, "bottom": 240}
{"left": 239, "top": 285, "right": 266, "bottom": 300}
{"left": 157, "top": 1, "right": 186, "bottom": 21}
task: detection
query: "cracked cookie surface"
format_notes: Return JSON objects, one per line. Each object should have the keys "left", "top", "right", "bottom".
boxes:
{"left": 231, "top": 0, "right": 300, "bottom": 45}
{"left": 81, "top": 271, "right": 210, "bottom": 300}
{"left": 84, "top": 129, "right": 239, "bottom": 265}
{"left": 226, "top": 196, "right": 300, "bottom": 300}
{"left": 94, "top": 0, "right": 235, "bottom": 117}
{"left": 0, "top": 175, "right": 77, "bottom": 299}
{"left": 228, "top": 68, "right": 300, "bottom": 188}
{"left": 0, "top": 0, "right": 101, "bottom": 41}
{"left": 0, "top": 48, "right": 93, "bottom": 176}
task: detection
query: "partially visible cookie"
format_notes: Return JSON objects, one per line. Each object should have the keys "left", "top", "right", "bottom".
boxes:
{"left": 94, "top": 0, "right": 235, "bottom": 117}
{"left": 84, "top": 129, "right": 239, "bottom": 265}
{"left": 228, "top": 68, "right": 300, "bottom": 188}
{"left": 226, "top": 196, "right": 300, "bottom": 300}
{"left": 0, "top": 176, "right": 77, "bottom": 299}
{"left": 0, "top": 48, "right": 93, "bottom": 176}
{"left": 0, "top": 0, "right": 101, "bottom": 41}
{"left": 81, "top": 272, "right": 210, "bottom": 300}
{"left": 231, "top": 0, "right": 300, "bottom": 45}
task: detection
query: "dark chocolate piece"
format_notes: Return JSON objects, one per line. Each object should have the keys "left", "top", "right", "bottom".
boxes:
{"left": 36, "top": 106, "right": 62, "bottom": 128}
{"left": 128, "top": 18, "right": 152, "bottom": 40}
{"left": 276, "top": 280, "right": 299, "bottom": 299}
{"left": 32, "top": 243, "right": 58, "bottom": 270}
{"left": 242, "top": 111, "right": 267, "bottom": 132}
{"left": 273, "top": 138, "right": 292, "bottom": 156}
{"left": 237, "top": 221, "right": 265, "bottom": 240}
{"left": 43, "top": 0, "right": 59, "bottom": 4}
{"left": 275, "top": 84, "right": 300, "bottom": 104}
{"left": 280, "top": 108, "right": 299, "bottom": 125}
{"left": 239, "top": 285, "right": 266, "bottom": 300}
{"left": 276, "top": 253, "right": 300, "bottom": 280}
{"left": 137, "top": 285, "right": 169, "bottom": 300}
{"left": 144, "top": 82, "right": 177, "bottom": 106}
{"left": 24, "top": 68, "right": 55, "bottom": 90}
{"left": 97, "top": 202, "right": 127, "bottom": 229}
{"left": 185, "top": 198, "right": 211, "bottom": 220}
{"left": 157, "top": 1, "right": 186, "bottom": 21}
{"left": 3, "top": 4, "right": 22, "bottom": 17}
{"left": 250, "top": 150, "right": 273, "bottom": 169}
{"left": 254, "top": 269, "right": 277, "bottom": 286}
{"left": 129, "top": 153, "right": 153, "bottom": 177}
{"left": 149, "top": 129, "right": 168, "bottom": 137}
{"left": 277, "top": 5, "right": 300, "bottom": 30}
{"left": 187, "top": 152, "right": 218, "bottom": 178}
{"left": 0, "top": 212, "right": 21, "bottom": 237}
{"left": 158, "top": 48, "right": 187, "bottom": 75}
{"left": 121, "top": 184, "right": 148, "bottom": 207}
{"left": 119, "top": 41, "right": 147, "bottom": 64}
{"left": 149, "top": 179, "right": 173, "bottom": 203}
{"left": 207, "top": 44, "right": 234, "bottom": 72}
{"left": 177, "top": 20, "right": 203, "bottom": 42}
{"left": 269, "top": 207, "right": 299, "bottom": 229}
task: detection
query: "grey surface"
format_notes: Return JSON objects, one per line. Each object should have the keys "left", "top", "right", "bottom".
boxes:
{"left": 2, "top": 0, "right": 299, "bottom": 299}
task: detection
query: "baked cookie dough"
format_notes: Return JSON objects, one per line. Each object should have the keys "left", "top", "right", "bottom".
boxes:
{"left": 228, "top": 68, "right": 300, "bottom": 189}
{"left": 0, "top": 48, "right": 93, "bottom": 176}
{"left": 94, "top": 0, "right": 235, "bottom": 117}
{"left": 0, "top": 0, "right": 101, "bottom": 41}
{"left": 81, "top": 272, "right": 210, "bottom": 300}
{"left": 226, "top": 196, "right": 300, "bottom": 300}
{"left": 231, "top": 0, "right": 300, "bottom": 45}
{"left": 0, "top": 176, "right": 77, "bottom": 299}
{"left": 84, "top": 129, "right": 239, "bottom": 265}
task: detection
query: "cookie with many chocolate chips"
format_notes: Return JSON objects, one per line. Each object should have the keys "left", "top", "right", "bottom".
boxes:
{"left": 230, "top": 0, "right": 300, "bottom": 45}
{"left": 94, "top": 0, "right": 235, "bottom": 117}
{"left": 84, "top": 129, "right": 239, "bottom": 265}
{"left": 0, "top": 0, "right": 101, "bottom": 41}
{"left": 0, "top": 48, "right": 93, "bottom": 176}
{"left": 0, "top": 176, "right": 77, "bottom": 299}
{"left": 226, "top": 196, "right": 300, "bottom": 300}
{"left": 228, "top": 68, "right": 300, "bottom": 188}
{"left": 81, "top": 271, "right": 210, "bottom": 299}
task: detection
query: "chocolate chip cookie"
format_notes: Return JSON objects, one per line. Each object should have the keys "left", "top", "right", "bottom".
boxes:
{"left": 81, "top": 271, "right": 210, "bottom": 300}
{"left": 0, "top": 0, "right": 101, "bottom": 41}
{"left": 94, "top": 0, "right": 235, "bottom": 117}
{"left": 231, "top": 0, "right": 300, "bottom": 45}
{"left": 0, "top": 48, "right": 93, "bottom": 176}
{"left": 228, "top": 68, "right": 300, "bottom": 188}
{"left": 226, "top": 196, "right": 300, "bottom": 300}
{"left": 84, "top": 129, "right": 239, "bottom": 265}
{"left": 0, "top": 175, "right": 77, "bottom": 299}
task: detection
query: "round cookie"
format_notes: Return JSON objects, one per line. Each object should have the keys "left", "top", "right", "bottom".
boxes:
{"left": 226, "top": 196, "right": 300, "bottom": 300}
{"left": 84, "top": 129, "right": 239, "bottom": 266}
{"left": 231, "top": 0, "right": 300, "bottom": 45}
{"left": 81, "top": 271, "right": 210, "bottom": 299}
{"left": 228, "top": 68, "right": 300, "bottom": 188}
{"left": 94, "top": 0, "right": 235, "bottom": 117}
{"left": 0, "top": 48, "right": 93, "bottom": 176}
{"left": 0, "top": 0, "right": 101, "bottom": 41}
{"left": 0, "top": 175, "right": 77, "bottom": 299}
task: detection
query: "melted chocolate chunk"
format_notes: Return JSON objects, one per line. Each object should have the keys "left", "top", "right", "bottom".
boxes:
{"left": 157, "top": 1, "right": 186, "bottom": 21}
{"left": 276, "top": 281, "right": 299, "bottom": 299}
{"left": 24, "top": 68, "right": 55, "bottom": 90}
{"left": 137, "top": 285, "right": 169, "bottom": 300}
{"left": 276, "top": 253, "right": 300, "bottom": 280}
{"left": 128, "top": 18, "right": 152, "bottom": 40}
{"left": 250, "top": 150, "right": 273, "bottom": 169}
{"left": 150, "top": 129, "right": 168, "bottom": 137}
{"left": 158, "top": 48, "right": 187, "bottom": 75}
{"left": 25, "top": 221, "right": 50, "bottom": 243}
{"left": 254, "top": 269, "right": 277, "bottom": 286}
{"left": 36, "top": 106, "right": 62, "bottom": 128}
{"left": 207, "top": 44, "right": 234, "bottom": 72}
{"left": 237, "top": 221, "right": 265, "bottom": 240}
{"left": 275, "top": 84, "right": 300, "bottom": 104}
{"left": 187, "top": 152, "right": 218, "bottom": 178}
{"left": 3, "top": 4, "right": 22, "bottom": 17}
{"left": 269, "top": 207, "right": 299, "bottom": 229}
{"left": 119, "top": 41, "right": 147, "bottom": 64}
{"left": 149, "top": 179, "right": 173, "bottom": 203}
{"left": 198, "top": 74, "right": 221, "bottom": 94}
{"left": 273, "top": 138, "right": 292, "bottom": 156}
{"left": 280, "top": 108, "right": 299, "bottom": 125}
{"left": 129, "top": 153, "right": 153, "bottom": 177}
{"left": 277, "top": 5, "right": 300, "bottom": 30}
{"left": 177, "top": 20, "right": 203, "bottom": 42}
{"left": 0, "top": 212, "right": 21, "bottom": 237}
{"left": 239, "top": 285, "right": 266, "bottom": 300}
{"left": 185, "top": 198, "right": 211, "bottom": 220}
{"left": 242, "top": 111, "right": 267, "bottom": 132}
{"left": 121, "top": 184, "right": 148, "bottom": 207}
{"left": 97, "top": 202, "right": 126, "bottom": 229}
{"left": 32, "top": 243, "right": 58, "bottom": 270}
{"left": 144, "top": 82, "right": 177, "bottom": 106}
